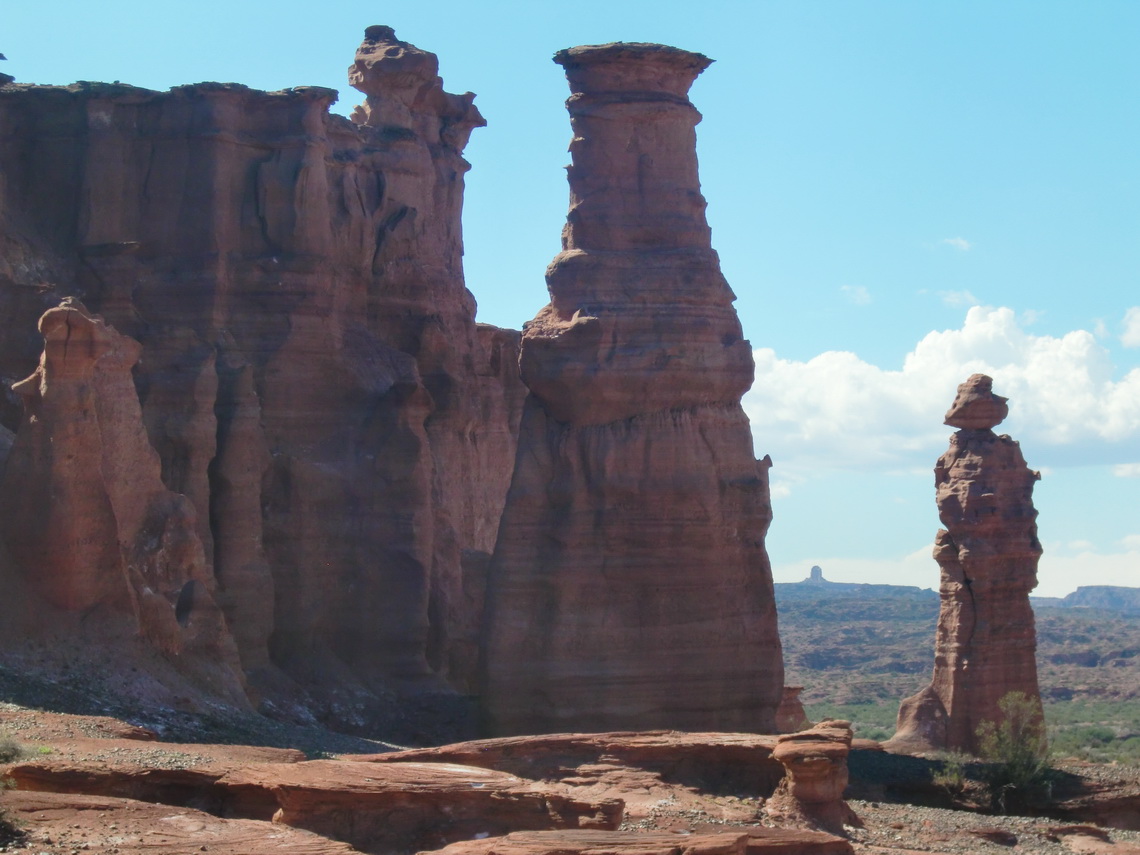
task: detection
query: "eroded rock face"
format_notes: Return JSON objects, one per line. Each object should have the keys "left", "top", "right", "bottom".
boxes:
{"left": 0, "top": 27, "right": 522, "bottom": 727}
{"left": 480, "top": 43, "right": 783, "bottom": 736}
{"left": 0, "top": 302, "right": 246, "bottom": 702}
{"left": 890, "top": 374, "right": 1043, "bottom": 754}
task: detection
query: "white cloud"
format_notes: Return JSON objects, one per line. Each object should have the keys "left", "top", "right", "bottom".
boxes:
{"left": 745, "top": 305, "right": 1140, "bottom": 475}
{"left": 1113, "top": 464, "right": 1140, "bottom": 478}
{"left": 1037, "top": 546, "right": 1140, "bottom": 598}
{"left": 840, "top": 284, "right": 871, "bottom": 305}
{"left": 941, "top": 237, "right": 972, "bottom": 251}
{"left": 1020, "top": 309, "right": 1044, "bottom": 326}
{"left": 1121, "top": 307, "right": 1140, "bottom": 348}
{"left": 938, "top": 289, "right": 980, "bottom": 307}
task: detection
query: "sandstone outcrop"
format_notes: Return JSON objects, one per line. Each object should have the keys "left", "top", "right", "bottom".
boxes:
{"left": 889, "top": 374, "right": 1043, "bottom": 755}
{"left": 0, "top": 790, "right": 367, "bottom": 855}
{"left": 0, "top": 301, "right": 246, "bottom": 702}
{"left": 765, "top": 720, "right": 860, "bottom": 833}
{"left": 9, "top": 754, "right": 623, "bottom": 853}
{"left": 355, "top": 730, "right": 786, "bottom": 796}
{"left": 480, "top": 43, "right": 782, "bottom": 736}
{"left": 0, "top": 27, "right": 522, "bottom": 728}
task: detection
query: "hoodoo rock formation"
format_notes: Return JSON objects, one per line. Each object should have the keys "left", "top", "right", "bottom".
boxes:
{"left": 479, "top": 44, "right": 783, "bottom": 735}
{"left": 0, "top": 27, "right": 523, "bottom": 731}
{"left": 0, "top": 301, "right": 246, "bottom": 702}
{"left": 765, "top": 720, "right": 861, "bottom": 833}
{"left": 889, "top": 374, "right": 1043, "bottom": 754}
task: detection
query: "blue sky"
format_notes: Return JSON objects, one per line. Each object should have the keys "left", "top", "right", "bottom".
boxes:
{"left": 6, "top": 1, "right": 1138, "bottom": 596}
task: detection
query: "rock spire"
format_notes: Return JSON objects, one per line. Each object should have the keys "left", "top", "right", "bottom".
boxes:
{"left": 479, "top": 42, "right": 783, "bottom": 735}
{"left": 889, "top": 374, "right": 1043, "bottom": 754}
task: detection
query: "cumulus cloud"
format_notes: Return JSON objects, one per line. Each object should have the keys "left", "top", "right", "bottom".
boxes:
{"left": 840, "top": 284, "right": 871, "bottom": 305}
{"left": 941, "top": 237, "right": 972, "bottom": 251}
{"left": 1122, "top": 307, "right": 1140, "bottom": 348}
{"left": 745, "top": 305, "right": 1140, "bottom": 475}
{"left": 1114, "top": 464, "right": 1140, "bottom": 478}
{"left": 1036, "top": 545, "right": 1140, "bottom": 598}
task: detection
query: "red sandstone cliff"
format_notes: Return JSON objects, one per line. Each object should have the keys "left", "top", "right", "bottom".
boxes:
{"left": 889, "top": 374, "right": 1043, "bottom": 754}
{"left": 0, "top": 27, "right": 523, "bottom": 731}
{"left": 479, "top": 44, "right": 783, "bottom": 735}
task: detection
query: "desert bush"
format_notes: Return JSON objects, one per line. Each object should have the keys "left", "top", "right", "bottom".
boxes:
{"left": 931, "top": 752, "right": 971, "bottom": 798}
{"left": 0, "top": 739, "right": 24, "bottom": 764}
{"left": 976, "top": 691, "right": 1053, "bottom": 812}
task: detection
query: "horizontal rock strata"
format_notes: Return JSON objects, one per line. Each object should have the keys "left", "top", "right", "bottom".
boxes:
{"left": 0, "top": 27, "right": 522, "bottom": 727}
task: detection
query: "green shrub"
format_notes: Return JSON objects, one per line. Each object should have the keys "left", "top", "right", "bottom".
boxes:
{"left": 931, "top": 752, "right": 971, "bottom": 798}
{"left": 976, "top": 691, "right": 1053, "bottom": 812}
{"left": 0, "top": 740, "right": 24, "bottom": 764}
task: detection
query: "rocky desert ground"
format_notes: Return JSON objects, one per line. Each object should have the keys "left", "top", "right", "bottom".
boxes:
{"left": 3, "top": 685, "right": 1140, "bottom": 855}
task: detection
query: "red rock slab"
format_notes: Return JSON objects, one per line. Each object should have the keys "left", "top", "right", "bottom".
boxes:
{"left": 352, "top": 731, "right": 784, "bottom": 795}
{"left": 423, "top": 828, "right": 852, "bottom": 855}
{"left": 216, "top": 760, "right": 623, "bottom": 853}
{"left": 0, "top": 788, "right": 364, "bottom": 854}
{"left": 5, "top": 736, "right": 304, "bottom": 809}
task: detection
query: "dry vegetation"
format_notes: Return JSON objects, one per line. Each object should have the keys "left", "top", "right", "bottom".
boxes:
{"left": 777, "top": 582, "right": 1140, "bottom": 761}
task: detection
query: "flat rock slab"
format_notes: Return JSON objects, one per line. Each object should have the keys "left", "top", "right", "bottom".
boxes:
{"left": 0, "top": 789, "right": 364, "bottom": 854}
{"left": 5, "top": 736, "right": 305, "bottom": 810}
{"left": 424, "top": 828, "right": 852, "bottom": 855}
{"left": 354, "top": 731, "right": 784, "bottom": 795}
{"left": 7, "top": 754, "right": 623, "bottom": 853}
{"left": 217, "top": 759, "right": 623, "bottom": 852}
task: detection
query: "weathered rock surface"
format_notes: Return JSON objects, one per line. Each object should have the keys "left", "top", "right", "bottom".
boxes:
{"left": 765, "top": 720, "right": 861, "bottom": 833}
{"left": 426, "top": 828, "right": 854, "bottom": 855}
{"left": 0, "top": 790, "right": 366, "bottom": 854}
{"left": 354, "top": 730, "right": 786, "bottom": 796}
{"left": 219, "top": 760, "right": 623, "bottom": 852}
{"left": 0, "top": 26, "right": 522, "bottom": 728}
{"left": 7, "top": 752, "right": 623, "bottom": 854}
{"left": 0, "top": 301, "right": 246, "bottom": 702}
{"left": 889, "top": 375, "right": 1043, "bottom": 755}
{"left": 480, "top": 42, "right": 782, "bottom": 736}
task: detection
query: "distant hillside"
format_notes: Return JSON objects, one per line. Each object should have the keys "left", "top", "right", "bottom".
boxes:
{"left": 776, "top": 569, "right": 1140, "bottom": 706}
{"left": 1033, "top": 586, "right": 1140, "bottom": 615}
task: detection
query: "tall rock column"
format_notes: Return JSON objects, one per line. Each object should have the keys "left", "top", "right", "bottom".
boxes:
{"left": 890, "top": 374, "right": 1043, "bottom": 754}
{"left": 480, "top": 43, "right": 783, "bottom": 736}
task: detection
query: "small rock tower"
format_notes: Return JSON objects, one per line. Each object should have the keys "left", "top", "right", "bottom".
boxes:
{"left": 890, "top": 374, "right": 1043, "bottom": 754}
